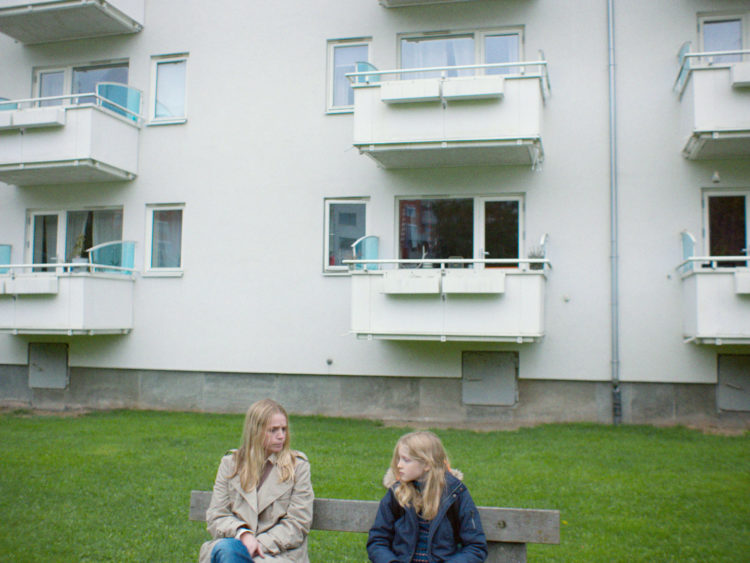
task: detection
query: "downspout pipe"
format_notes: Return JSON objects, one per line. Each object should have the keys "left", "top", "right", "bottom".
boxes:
{"left": 607, "top": 0, "right": 622, "bottom": 424}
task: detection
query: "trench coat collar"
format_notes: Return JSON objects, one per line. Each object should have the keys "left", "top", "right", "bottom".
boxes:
{"left": 229, "top": 452, "right": 294, "bottom": 522}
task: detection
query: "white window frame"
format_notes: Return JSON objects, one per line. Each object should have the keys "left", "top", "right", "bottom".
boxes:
{"left": 324, "top": 197, "right": 369, "bottom": 273}
{"left": 34, "top": 60, "right": 129, "bottom": 102}
{"left": 394, "top": 194, "right": 524, "bottom": 267}
{"left": 148, "top": 54, "right": 188, "bottom": 125}
{"left": 145, "top": 204, "right": 184, "bottom": 276}
{"left": 698, "top": 13, "right": 748, "bottom": 62}
{"left": 703, "top": 189, "right": 749, "bottom": 259}
{"left": 25, "top": 207, "right": 124, "bottom": 266}
{"left": 397, "top": 27, "right": 524, "bottom": 73}
{"left": 326, "top": 38, "right": 371, "bottom": 114}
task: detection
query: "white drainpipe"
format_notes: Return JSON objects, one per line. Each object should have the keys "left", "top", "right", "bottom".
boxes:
{"left": 607, "top": 0, "right": 622, "bottom": 424}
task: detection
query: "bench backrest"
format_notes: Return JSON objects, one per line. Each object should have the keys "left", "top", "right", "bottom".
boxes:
{"left": 190, "top": 490, "right": 559, "bottom": 563}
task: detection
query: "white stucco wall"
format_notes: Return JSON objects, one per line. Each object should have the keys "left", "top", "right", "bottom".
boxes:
{"left": 1, "top": 0, "right": 748, "bottom": 386}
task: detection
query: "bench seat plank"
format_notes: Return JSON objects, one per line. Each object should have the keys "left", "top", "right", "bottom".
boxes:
{"left": 190, "top": 491, "right": 559, "bottom": 545}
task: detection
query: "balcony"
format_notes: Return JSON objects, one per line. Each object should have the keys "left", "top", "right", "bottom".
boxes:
{"left": 349, "top": 59, "right": 549, "bottom": 169}
{"left": 679, "top": 232, "right": 750, "bottom": 345}
{"left": 0, "top": 85, "right": 141, "bottom": 186}
{"left": 0, "top": 0, "right": 143, "bottom": 44}
{"left": 347, "top": 258, "right": 548, "bottom": 342}
{"left": 0, "top": 243, "right": 136, "bottom": 335}
{"left": 674, "top": 45, "right": 750, "bottom": 160}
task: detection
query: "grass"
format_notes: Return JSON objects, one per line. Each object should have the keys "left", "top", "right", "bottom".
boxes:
{"left": 0, "top": 409, "right": 748, "bottom": 562}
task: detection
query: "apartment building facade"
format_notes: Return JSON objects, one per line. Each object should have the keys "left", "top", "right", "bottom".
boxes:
{"left": 0, "top": 0, "right": 748, "bottom": 427}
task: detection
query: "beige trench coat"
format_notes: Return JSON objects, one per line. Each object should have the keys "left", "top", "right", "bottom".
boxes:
{"left": 198, "top": 450, "right": 314, "bottom": 563}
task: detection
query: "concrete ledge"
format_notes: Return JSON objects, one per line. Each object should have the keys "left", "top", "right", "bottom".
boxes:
{"left": 0, "top": 365, "right": 748, "bottom": 429}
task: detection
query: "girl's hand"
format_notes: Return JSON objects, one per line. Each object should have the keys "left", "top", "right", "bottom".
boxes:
{"left": 239, "top": 531, "right": 265, "bottom": 558}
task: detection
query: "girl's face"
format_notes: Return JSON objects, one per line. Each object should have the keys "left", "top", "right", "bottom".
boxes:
{"left": 397, "top": 445, "right": 427, "bottom": 483}
{"left": 263, "top": 412, "right": 288, "bottom": 456}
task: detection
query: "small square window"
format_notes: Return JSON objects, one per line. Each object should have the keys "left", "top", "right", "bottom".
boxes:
{"left": 324, "top": 199, "right": 368, "bottom": 272}
{"left": 150, "top": 55, "right": 188, "bottom": 124}
{"left": 146, "top": 204, "right": 184, "bottom": 273}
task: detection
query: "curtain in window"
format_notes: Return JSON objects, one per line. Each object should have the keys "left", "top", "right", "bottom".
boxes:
{"left": 485, "top": 34, "right": 520, "bottom": 75}
{"left": 152, "top": 209, "right": 182, "bottom": 268}
{"left": 333, "top": 45, "right": 367, "bottom": 107}
{"left": 155, "top": 60, "right": 186, "bottom": 118}
{"left": 703, "top": 19, "right": 743, "bottom": 63}
{"left": 401, "top": 36, "right": 474, "bottom": 79}
{"left": 65, "top": 211, "right": 89, "bottom": 261}
{"left": 39, "top": 71, "right": 64, "bottom": 107}
{"left": 73, "top": 64, "right": 128, "bottom": 104}
{"left": 93, "top": 210, "right": 123, "bottom": 266}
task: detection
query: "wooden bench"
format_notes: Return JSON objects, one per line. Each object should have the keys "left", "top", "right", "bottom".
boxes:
{"left": 190, "top": 491, "right": 559, "bottom": 563}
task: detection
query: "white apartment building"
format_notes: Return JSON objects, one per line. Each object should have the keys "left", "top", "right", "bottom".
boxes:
{"left": 0, "top": 0, "right": 748, "bottom": 427}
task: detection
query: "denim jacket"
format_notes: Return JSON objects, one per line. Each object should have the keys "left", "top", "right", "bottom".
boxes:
{"left": 367, "top": 470, "right": 488, "bottom": 563}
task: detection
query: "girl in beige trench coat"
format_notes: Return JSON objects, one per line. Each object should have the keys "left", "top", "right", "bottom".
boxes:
{"left": 199, "top": 399, "right": 314, "bottom": 563}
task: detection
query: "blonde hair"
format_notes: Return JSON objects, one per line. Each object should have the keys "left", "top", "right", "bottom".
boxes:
{"left": 231, "top": 399, "right": 295, "bottom": 491}
{"left": 391, "top": 431, "right": 449, "bottom": 520}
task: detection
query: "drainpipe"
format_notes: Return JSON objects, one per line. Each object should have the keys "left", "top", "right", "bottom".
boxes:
{"left": 607, "top": 0, "right": 622, "bottom": 424}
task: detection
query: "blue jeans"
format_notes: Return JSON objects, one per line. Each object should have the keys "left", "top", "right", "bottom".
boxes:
{"left": 210, "top": 538, "right": 255, "bottom": 563}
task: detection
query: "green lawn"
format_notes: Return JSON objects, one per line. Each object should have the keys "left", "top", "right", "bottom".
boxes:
{"left": 0, "top": 409, "right": 747, "bottom": 562}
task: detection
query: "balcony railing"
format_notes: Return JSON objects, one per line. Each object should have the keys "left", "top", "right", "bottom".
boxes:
{"left": 0, "top": 0, "right": 144, "bottom": 44}
{"left": 345, "top": 257, "right": 549, "bottom": 342}
{"left": 0, "top": 261, "right": 136, "bottom": 335}
{"left": 0, "top": 86, "right": 141, "bottom": 186}
{"left": 380, "top": 0, "right": 483, "bottom": 6}
{"left": 678, "top": 231, "right": 750, "bottom": 345}
{"left": 674, "top": 43, "right": 750, "bottom": 160}
{"left": 347, "top": 58, "right": 550, "bottom": 169}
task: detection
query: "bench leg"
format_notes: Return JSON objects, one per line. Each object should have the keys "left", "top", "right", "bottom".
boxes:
{"left": 486, "top": 542, "right": 526, "bottom": 563}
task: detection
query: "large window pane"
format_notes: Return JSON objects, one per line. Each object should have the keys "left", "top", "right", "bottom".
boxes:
{"left": 703, "top": 19, "right": 743, "bottom": 63}
{"left": 332, "top": 44, "right": 368, "bottom": 108}
{"left": 485, "top": 33, "right": 520, "bottom": 75}
{"left": 328, "top": 202, "right": 366, "bottom": 267}
{"left": 65, "top": 209, "right": 123, "bottom": 262}
{"left": 73, "top": 63, "right": 128, "bottom": 105}
{"left": 32, "top": 215, "right": 58, "bottom": 271}
{"left": 155, "top": 59, "right": 187, "bottom": 118}
{"left": 709, "top": 195, "right": 747, "bottom": 267}
{"left": 151, "top": 209, "right": 183, "bottom": 268}
{"left": 401, "top": 36, "right": 474, "bottom": 78}
{"left": 39, "top": 71, "right": 64, "bottom": 107}
{"left": 399, "top": 199, "right": 473, "bottom": 263}
{"left": 485, "top": 200, "right": 519, "bottom": 266}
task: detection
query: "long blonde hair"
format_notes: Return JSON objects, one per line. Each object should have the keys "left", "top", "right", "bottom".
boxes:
{"left": 391, "top": 431, "right": 449, "bottom": 520}
{"left": 231, "top": 399, "right": 295, "bottom": 491}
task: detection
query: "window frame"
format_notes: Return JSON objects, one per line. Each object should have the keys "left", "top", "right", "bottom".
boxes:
{"left": 148, "top": 53, "right": 189, "bottom": 125}
{"left": 25, "top": 207, "right": 124, "bottom": 267}
{"left": 397, "top": 27, "right": 524, "bottom": 74}
{"left": 323, "top": 197, "right": 369, "bottom": 274}
{"left": 33, "top": 60, "right": 129, "bottom": 103}
{"left": 703, "top": 189, "right": 749, "bottom": 265}
{"left": 395, "top": 194, "right": 524, "bottom": 268}
{"left": 145, "top": 204, "right": 185, "bottom": 276}
{"left": 326, "top": 38, "right": 371, "bottom": 114}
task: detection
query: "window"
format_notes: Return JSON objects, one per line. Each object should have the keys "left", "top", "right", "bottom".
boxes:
{"left": 35, "top": 62, "right": 128, "bottom": 105}
{"left": 705, "top": 191, "right": 748, "bottom": 267}
{"left": 327, "top": 39, "right": 370, "bottom": 113}
{"left": 324, "top": 199, "right": 368, "bottom": 271}
{"left": 700, "top": 14, "right": 746, "bottom": 63}
{"left": 146, "top": 205, "right": 184, "bottom": 272}
{"left": 398, "top": 196, "right": 521, "bottom": 267}
{"left": 399, "top": 29, "right": 522, "bottom": 78}
{"left": 27, "top": 208, "right": 123, "bottom": 271}
{"left": 150, "top": 54, "right": 188, "bottom": 123}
